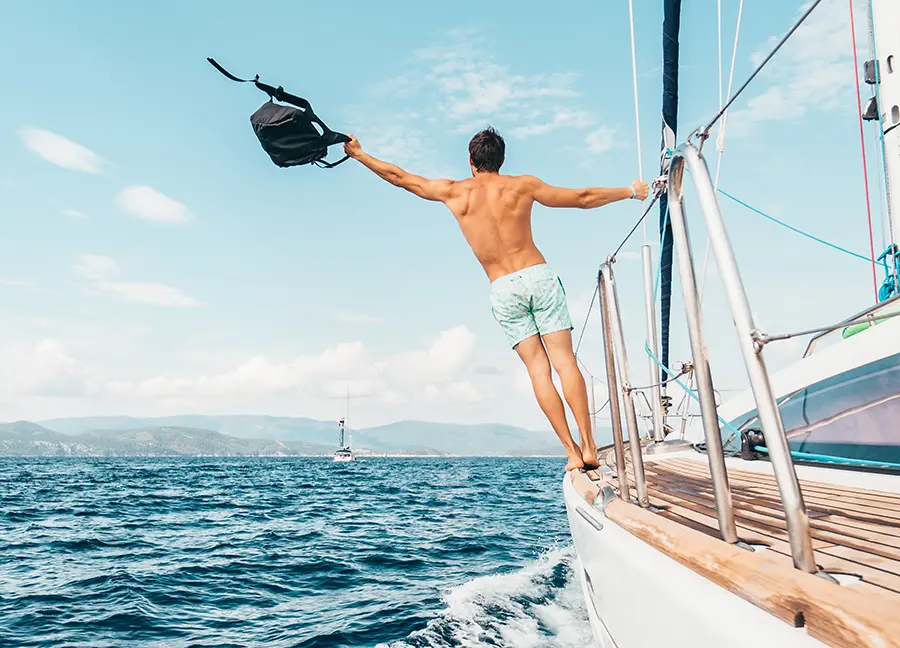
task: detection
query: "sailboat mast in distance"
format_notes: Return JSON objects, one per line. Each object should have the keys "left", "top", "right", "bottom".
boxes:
{"left": 658, "top": 0, "right": 682, "bottom": 382}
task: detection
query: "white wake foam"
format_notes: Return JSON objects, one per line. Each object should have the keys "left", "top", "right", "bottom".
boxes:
{"left": 381, "top": 545, "right": 594, "bottom": 648}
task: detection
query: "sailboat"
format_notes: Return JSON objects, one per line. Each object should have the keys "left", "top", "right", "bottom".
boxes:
{"left": 333, "top": 389, "right": 354, "bottom": 462}
{"left": 563, "top": 1, "right": 900, "bottom": 647}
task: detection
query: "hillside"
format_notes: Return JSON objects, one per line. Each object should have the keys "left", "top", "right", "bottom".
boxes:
{"left": 0, "top": 416, "right": 598, "bottom": 457}
{"left": 0, "top": 422, "right": 332, "bottom": 457}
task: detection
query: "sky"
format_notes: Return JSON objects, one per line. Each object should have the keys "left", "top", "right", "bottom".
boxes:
{"left": 0, "top": 0, "right": 890, "bottom": 431}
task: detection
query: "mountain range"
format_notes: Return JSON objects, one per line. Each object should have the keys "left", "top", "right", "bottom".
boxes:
{"left": 0, "top": 416, "right": 610, "bottom": 457}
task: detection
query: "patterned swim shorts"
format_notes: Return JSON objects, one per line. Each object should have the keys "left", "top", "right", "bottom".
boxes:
{"left": 490, "top": 263, "right": 574, "bottom": 349}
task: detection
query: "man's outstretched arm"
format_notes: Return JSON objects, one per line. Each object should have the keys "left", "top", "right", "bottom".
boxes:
{"left": 344, "top": 135, "right": 455, "bottom": 203}
{"left": 525, "top": 175, "right": 649, "bottom": 209}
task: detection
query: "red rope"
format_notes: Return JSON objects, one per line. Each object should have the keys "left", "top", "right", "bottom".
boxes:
{"left": 849, "top": 0, "right": 879, "bottom": 302}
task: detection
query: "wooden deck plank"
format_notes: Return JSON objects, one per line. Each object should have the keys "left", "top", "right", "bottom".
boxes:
{"left": 646, "top": 470, "right": 900, "bottom": 552}
{"left": 607, "top": 446, "right": 900, "bottom": 599}
{"left": 666, "top": 458, "right": 900, "bottom": 517}
{"left": 648, "top": 495, "right": 900, "bottom": 594}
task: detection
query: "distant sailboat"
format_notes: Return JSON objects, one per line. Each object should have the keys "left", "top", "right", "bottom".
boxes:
{"left": 333, "top": 388, "right": 354, "bottom": 462}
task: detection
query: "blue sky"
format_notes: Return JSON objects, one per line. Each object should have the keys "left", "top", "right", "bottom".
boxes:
{"left": 0, "top": 0, "right": 888, "bottom": 430}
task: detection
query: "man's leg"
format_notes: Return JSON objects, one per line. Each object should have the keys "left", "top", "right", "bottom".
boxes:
{"left": 514, "top": 334, "right": 585, "bottom": 471}
{"left": 542, "top": 329, "right": 597, "bottom": 468}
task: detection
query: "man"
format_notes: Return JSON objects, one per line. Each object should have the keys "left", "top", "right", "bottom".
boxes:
{"left": 344, "top": 127, "right": 648, "bottom": 471}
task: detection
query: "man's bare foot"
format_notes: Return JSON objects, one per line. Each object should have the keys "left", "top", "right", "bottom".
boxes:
{"left": 582, "top": 447, "right": 599, "bottom": 470}
{"left": 565, "top": 454, "right": 585, "bottom": 471}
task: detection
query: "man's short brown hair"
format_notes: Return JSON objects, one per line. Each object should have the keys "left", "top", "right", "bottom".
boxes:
{"left": 468, "top": 127, "right": 505, "bottom": 173}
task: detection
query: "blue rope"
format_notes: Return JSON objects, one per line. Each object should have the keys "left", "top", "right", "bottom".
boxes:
{"left": 717, "top": 189, "right": 873, "bottom": 263}
{"left": 643, "top": 341, "right": 742, "bottom": 438}
{"left": 753, "top": 445, "right": 900, "bottom": 471}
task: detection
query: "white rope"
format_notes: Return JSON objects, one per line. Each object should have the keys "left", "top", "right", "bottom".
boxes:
{"left": 718, "top": 0, "right": 723, "bottom": 112}
{"left": 627, "top": 0, "right": 646, "bottom": 244}
{"left": 699, "top": 0, "right": 745, "bottom": 303}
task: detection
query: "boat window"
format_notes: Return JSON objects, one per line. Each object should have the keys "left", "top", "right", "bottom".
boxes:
{"left": 723, "top": 352, "right": 900, "bottom": 467}
{"left": 888, "top": 54, "right": 894, "bottom": 74}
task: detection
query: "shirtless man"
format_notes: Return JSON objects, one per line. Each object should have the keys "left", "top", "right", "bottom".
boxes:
{"left": 344, "top": 127, "right": 648, "bottom": 471}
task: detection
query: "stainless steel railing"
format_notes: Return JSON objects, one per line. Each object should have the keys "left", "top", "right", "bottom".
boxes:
{"left": 599, "top": 262, "right": 649, "bottom": 507}
{"left": 671, "top": 141, "right": 816, "bottom": 572}
{"left": 594, "top": 139, "right": 818, "bottom": 572}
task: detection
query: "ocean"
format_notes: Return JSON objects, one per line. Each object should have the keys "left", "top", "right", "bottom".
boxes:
{"left": 0, "top": 457, "right": 593, "bottom": 647}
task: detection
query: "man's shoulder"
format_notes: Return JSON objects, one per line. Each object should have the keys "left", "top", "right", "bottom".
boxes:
{"left": 503, "top": 174, "right": 541, "bottom": 187}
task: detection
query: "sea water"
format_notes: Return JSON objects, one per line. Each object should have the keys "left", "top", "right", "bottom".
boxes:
{"left": 0, "top": 457, "right": 593, "bottom": 647}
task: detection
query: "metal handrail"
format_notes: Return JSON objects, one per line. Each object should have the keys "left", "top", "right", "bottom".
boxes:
{"left": 676, "top": 142, "right": 817, "bottom": 573}
{"left": 641, "top": 244, "right": 666, "bottom": 442}
{"left": 598, "top": 266, "right": 631, "bottom": 502}
{"left": 665, "top": 154, "right": 738, "bottom": 545}
{"left": 600, "top": 262, "right": 649, "bottom": 507}
{"left": 803, "top": 292, "right": 900, "bottom": 357}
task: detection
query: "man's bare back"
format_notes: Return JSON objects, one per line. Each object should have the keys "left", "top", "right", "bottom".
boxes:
{"left": 343, "top": 126, "right": 648, "bottom": 472}
{"left": 439, "top": 173, "right": 648, "bottom": 281}
{"left": 440, "top": 174, "right": 546, "bottom": 281}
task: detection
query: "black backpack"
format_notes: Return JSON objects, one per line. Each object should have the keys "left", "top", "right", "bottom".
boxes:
{"left": 209, "top": 58, "right": 350, "bottom": 169}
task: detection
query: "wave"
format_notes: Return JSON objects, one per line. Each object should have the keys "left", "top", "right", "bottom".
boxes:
{"left": 380, "top": 545, "right": 593, "bottom": 648}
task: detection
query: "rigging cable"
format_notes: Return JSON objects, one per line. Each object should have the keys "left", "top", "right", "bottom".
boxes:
{"left": 627, "top": 0, "right": 647, "bottom": 243}
{"left": 611, "top": 190, "right": 664, "bottom": 260}
{"left": 699, "top": 0, "right": 746, "bottom": 303}
{"left": 848, "top": 0, "right": 880, "bottom": 301}
{"left": 700, "top": 0, "right": 825, "bottom": 138}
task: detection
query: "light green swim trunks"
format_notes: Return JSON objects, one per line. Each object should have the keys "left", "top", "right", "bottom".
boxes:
{"left": 490, "top": 263, "right": 574, "bottom": 349}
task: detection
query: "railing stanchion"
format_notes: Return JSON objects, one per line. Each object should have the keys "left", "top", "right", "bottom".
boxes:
{"left": 597, "top": 266, "right": 631, "bottom": 501}
{"left": 679, "top": 142, "right": 816, "bottom": 571}
{"left": 666, "top": 152, "right": 739, "bottom": 543}
{"left": 601, "top": 261, "right": 649, "bottom": 507}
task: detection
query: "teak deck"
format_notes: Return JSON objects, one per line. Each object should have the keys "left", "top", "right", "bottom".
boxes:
{"left": 592, "top": 447, "right": 900, "bottom": 596}
{"left": 580, "top": 446, "right": 900, "bottom": 647}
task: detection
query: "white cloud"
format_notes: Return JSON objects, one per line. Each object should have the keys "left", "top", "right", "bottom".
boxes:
{"left": 4, "top": 338, "right": 95, "bottom": 398}
{"left": 73, "top": 254, "right": 202, "bottom": 308}
{"left": 585, "top": 126, "right": 617, "bottom": 154}
{"left": 510, "top": 110, "right": 595, "bottom": 138}
{"left": 413, "top": 32, "right": 583, "bottom": 135}
{"left": 93, "top": 281, "right": 203, "bottom": 308}
{"left": 726, "top": 0, "right": 865, "bottom": 134}
{"left": 18, "top": 128, "right": 105, "bottom": 173}
{"left": 357, "top": 30, "right": 614, "bottom": 152}
{"left": 391, "top": 324, "right": 477, "bottom": 381}
{"left": 115, "top": 185, "right": 190, "bottom": 223}
{"left": 106, "top": 326, "right": 476, "bottom": 404}
{"left": 61, "top": 208, "right": 88, "bottom": 218}
{"left": 74, "top": 254, "right": 119, "bottom": 280}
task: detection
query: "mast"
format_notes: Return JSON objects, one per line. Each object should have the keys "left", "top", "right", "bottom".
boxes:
{"left": 346, "top": 384, "right": 352, "bottom": 450}
{"left": 867, "top": 0, "right": 900, "bottom": 253}
{"left": 658, "top": 0, "right": 682, "bottom": 383}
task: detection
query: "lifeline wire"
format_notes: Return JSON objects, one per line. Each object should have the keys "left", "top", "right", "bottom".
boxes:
{"left": 848, "top": 0, "right": 880, "bottom": 301}
{"left": 574, "top": 285, "right": 599, "bottom": 357}
{"left": 754, "top": 308, "right": 900, "bottom": 344}
{"left": 611, "top": 190, "right": 663, "bottom": 260}
{"left": 700, "top": 0, "right": 825, "bottom": 137}
{"left": 718, "top": 189, "right": 872, "bottom": 262}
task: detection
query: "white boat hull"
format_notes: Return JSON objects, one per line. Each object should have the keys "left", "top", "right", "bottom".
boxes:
{"left": 333, "top": 452, "right": 354, "bottom": 462}
{"left": 562, "top": 473, "right": 824, "bottom": 648}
